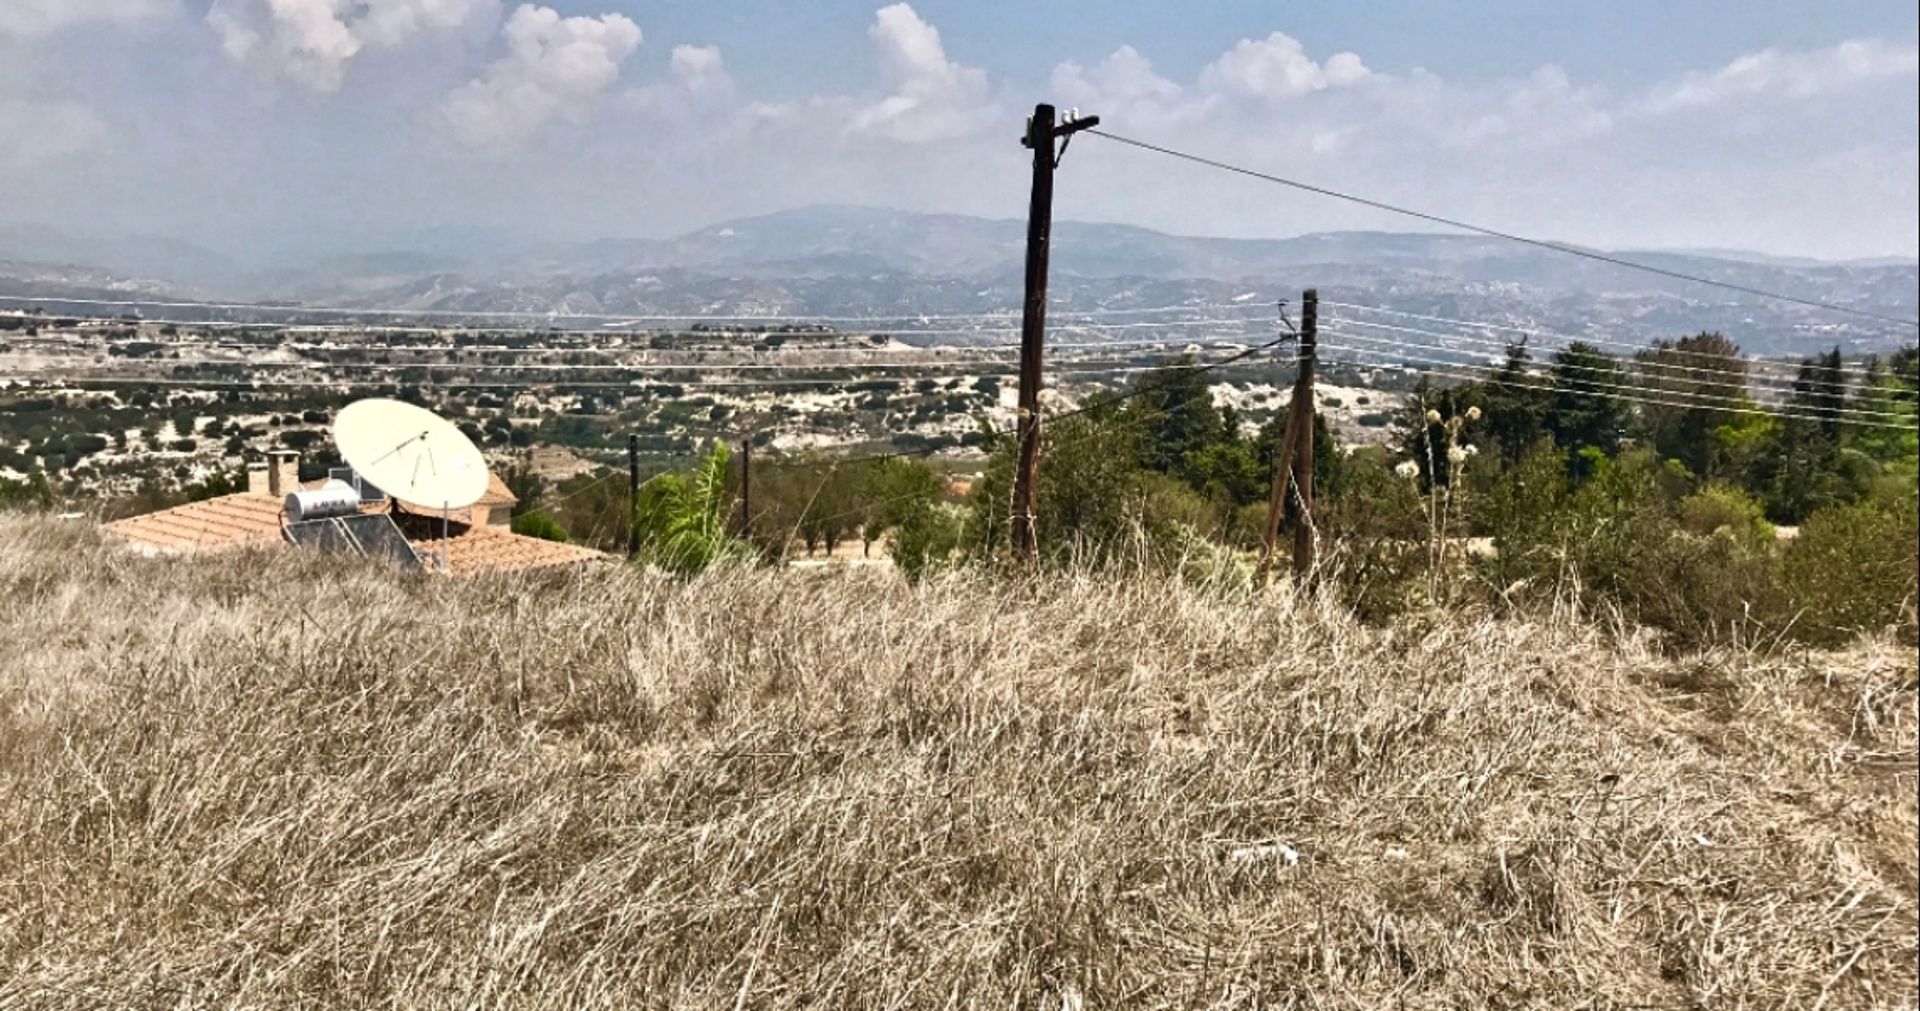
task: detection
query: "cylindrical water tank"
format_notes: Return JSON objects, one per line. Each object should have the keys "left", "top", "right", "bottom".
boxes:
{"left": 285, "top": 479, "right": 360, "bottom": 522}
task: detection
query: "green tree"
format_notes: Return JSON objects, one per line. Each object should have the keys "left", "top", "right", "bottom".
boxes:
{"left": 1635, "top": 332, "right": 1751, "bottom": 478}
{"left": 1548, "top": 342, "right": 1630, "bottom": 475}
{"left": 1759, "top": 348, "right": 1871, "bottom": 523}
{"left": 857, "top": 458, "right": 946, "bottom": 557}
{"left": 502, "top": 464, "right": 548, "bottom": 517}
{"left": 1480, "top": 344, "right": 1551, "bottom": 466}
{"left": 1789, "top": 347, "right": 1849, "bottom": 441}
{"left": 890, "top": 500, "right": 964, "bottom": 581}
{"left": 962, "top": 405, "right": 1187, "bottom": 566}
{"left": 1845, "top": 349, "right": 1919, "bottom": 467}
{"left": 632, "top": 442, "right": 749, "bottom": 574}
{"left": 1123, "top": 359, "right": 1227, "bottom": 487}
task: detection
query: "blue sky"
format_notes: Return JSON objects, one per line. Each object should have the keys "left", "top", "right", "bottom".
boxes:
{"left": 3, "top": 1, "right": 1916, "bottom": 261}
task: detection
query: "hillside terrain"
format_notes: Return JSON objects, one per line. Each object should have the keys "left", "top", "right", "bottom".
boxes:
{"left": 5, "top": 207, "right": 1915, "bottom": 356}
{"left": 1, "top": 517, "right": 1913, "bottom": 1007}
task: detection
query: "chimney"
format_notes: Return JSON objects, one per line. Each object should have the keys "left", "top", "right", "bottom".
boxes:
{"left": 246, "top": 459, "right": 270, "bottom": 496}
{"left": 267, "top": 450, "right": 299, "bottom": 498}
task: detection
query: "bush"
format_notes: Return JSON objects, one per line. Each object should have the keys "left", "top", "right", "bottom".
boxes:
{"left": 1481, "top": 448, "right": 1784, "bottom": 647}
{"left": 510, "top": 509, "right": 570, "bottom": 544}
{"left": 1320, "top": 453, "right": 1429, "bottom": 622}
{"left": 1675, "top": 484, "right": 1774, "bottom": 553}
{"left": 1782, "top": 492, "right": 1919, "bottom": 645}
{"left": 889, "top": 502, "right": 963, "bottom": 582}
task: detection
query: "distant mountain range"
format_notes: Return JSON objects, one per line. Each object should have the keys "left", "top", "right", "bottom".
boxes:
{"left": 3, "top": 206, "right": 1915, "bottom": 356}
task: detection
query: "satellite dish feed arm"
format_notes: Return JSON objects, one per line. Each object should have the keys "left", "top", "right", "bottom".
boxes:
{"left": 368, "top": 431, "right": 431, "bottom": 467}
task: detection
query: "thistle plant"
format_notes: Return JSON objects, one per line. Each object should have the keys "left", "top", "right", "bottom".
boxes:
{"left": 1419, "top": 403, "right": 1481, "bottom": 604}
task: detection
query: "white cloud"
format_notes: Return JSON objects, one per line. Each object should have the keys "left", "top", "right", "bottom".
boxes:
{"left": 443, "top": 4, "right": 642, "bottom": 146}
{"left": 205, "top": 0, "right": 494, "bottom": 92}
{"left": 850, "top": 3, "right": 996, "bottom": 142}
{"left": 1198, "top": 31, "right": 1370, "bottom": 100}
{"left": 1645, "top": 38, "right": 1920, "bottom": 113}
{"left": 1450, "top": 64, "right": 1614, "bottom": 147}
{"left": 0, "top": 97, "right": 105, "bottom": 168}
{"left": 0, "top": 0, "right": 170, "bottom": 37}
{"left": 354, "top": 0, "right": 492, "bottom": 46}
{"left": 669, "top": 45, "right": 729, "bottom": 95}
{"left": 1052, "top": 45, "right": 1181, "bottom": 107}
{"left": 7, "top": 8, "right": 1915, "bottom": 261}
{"left": 623, "top": 44, "right": 735, "bottom": 131}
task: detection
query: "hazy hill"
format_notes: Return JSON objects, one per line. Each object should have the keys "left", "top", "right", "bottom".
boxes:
{"left": 3, "top": 205, "right": 1915, "bottom": 354}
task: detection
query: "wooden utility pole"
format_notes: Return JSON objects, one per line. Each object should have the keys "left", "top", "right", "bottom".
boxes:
{"left": 626, "top": 433, "right": 640, "bottom": 559}
{"left": 1291, "top": 290, "right": 1319, "bottom": 581}
{"left": 1009, "top": 102, "right": 1098, "bottom": 563}
{"left": 1257, "top": 381, "right": 1303, "bottom": 585}
{"left": 1257, "top": 290, "right": 1320, "bottom": 585}
{"left": 737, "top": 439, "right": 752, "bottom": 538}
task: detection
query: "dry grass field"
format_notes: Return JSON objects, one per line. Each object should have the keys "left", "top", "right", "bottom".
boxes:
{"left": 0, "top": 516, "right": 1914, "bottom": 1009}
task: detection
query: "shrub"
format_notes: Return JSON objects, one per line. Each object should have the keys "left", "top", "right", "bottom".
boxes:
{"left": 1782, "top": 491, "right": 1919, "bottom": 646}
{"left": 889, "top": 502, "right": 963, "bottom": 582}
{"left": 632, "top": 442, "right": 750, "bottom": 575}
{"left": 1320, "top": 453, "right": 1429, "bottom": 622}
{"left": 1481, "top": 448, "right": 1786, "bottom": 647}
{"left": 510, "top": 509, "right": 570, "bottom": 544}
{"left": 1675, "top": 484, "right": 1774, "bottom": 553}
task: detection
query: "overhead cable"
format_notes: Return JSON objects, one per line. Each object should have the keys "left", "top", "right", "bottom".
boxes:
{"left": 1083, "top": 129, "right": 1920, "bottom": 330}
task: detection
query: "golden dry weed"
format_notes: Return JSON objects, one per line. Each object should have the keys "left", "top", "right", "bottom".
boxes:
{"left": 0, "top": 517, "right": 1913, "bottom": 1008}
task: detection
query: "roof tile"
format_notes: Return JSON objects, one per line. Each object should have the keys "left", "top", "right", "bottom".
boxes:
{"left": 408, "top": 525, "right": 607, "bottom": 574}
{"left": 102, "top": 493, "right": 284, "bottom": 553}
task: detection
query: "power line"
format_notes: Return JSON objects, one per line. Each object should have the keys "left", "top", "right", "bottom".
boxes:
{"left": 1323, "top": 314, "right": 1871, "bottom": 398}
{"left": 1321, "top": 335, "right": 1916, "bottom": 431}
{"left": 4, "top": 334, "right": 1297, "bottom": 398}
{"left": 0, "top": 293, "right": 1277, "bottom": 326}
{"left": 1324, "top": 327, "right": 1913, "bottom": 422}
{"left": 1324, "top": 343, "right": 1915, "bottom": 432}
{"left": 715, "top": 337, "right": 1299, "bottom": 482}
{"left": 0, "top": 355, "right": 1270, "bottom": 394}
{"left": 1083, "top": 129, "right": 1920, "bottom": 330}
{"left": 1323, "top": 328, "right": 1911, "bottom": 423}
{"left": 1044, "top": 331, "right": 1298, "bottom": 426}
{"left": 756, "top": 333, "right": 1302, "bottom": 537}
{"left": 1321, "top": 299, "right": 1890, "bottom": 380}
{"left": 4, "top": 307, "right": 1280, "bottom": 350}
{"left": 5, "top": 354, "right": 1130, "bottom": 374}
{"left": 0, "top": 374, "right": 953, "bottom": 391}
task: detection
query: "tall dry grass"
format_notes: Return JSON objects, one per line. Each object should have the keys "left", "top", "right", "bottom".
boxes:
{"left": 0, "top": 515, "right": 1914, "bottom": 1009}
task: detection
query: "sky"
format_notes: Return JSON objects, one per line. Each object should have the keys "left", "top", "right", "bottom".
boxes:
{"left": 2, "top": 1, "right": 1916, "bottom": 262}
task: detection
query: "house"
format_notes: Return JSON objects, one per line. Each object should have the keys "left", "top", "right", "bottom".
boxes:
{"left": 382, "top": 471, "right": 519, "bottom": 528}
{"left": 102, "top": 450, "right": 603, "bottom": 574}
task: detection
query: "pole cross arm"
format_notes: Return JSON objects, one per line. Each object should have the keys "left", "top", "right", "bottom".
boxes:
{"left": 1020, "top": 113, "right": 1101, "bottom": 148}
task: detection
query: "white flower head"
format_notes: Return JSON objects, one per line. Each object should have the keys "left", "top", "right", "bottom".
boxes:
{"left": 1462, "top": 443, "right": 1480, "bottom": 456}
{"left": 1447, "top": 445, "right": 1468, "bottom": 463}
{"left": 1394, "top": 460, "right": 1420, "bottom": 479}
{"left": 1424, "top": 409, "right": 1442, "bottom": 424}
{"left": 1465, "top": 406, "right": 1483, "bottom": 422}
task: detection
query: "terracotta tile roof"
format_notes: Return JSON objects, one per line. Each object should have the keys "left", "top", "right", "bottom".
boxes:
{"left": 102, "top": 493, "right": 284, "bottom": 553}
{"left": 407, "top": 524, "right": 607, "bottom": 574}
{"left": 104, "top": 480, "right": 597, "bottom": 575}
{"left": 481, "top": 472, "right": 518, "bottom": 507}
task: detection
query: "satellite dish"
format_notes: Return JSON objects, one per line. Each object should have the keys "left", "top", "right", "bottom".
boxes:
{"left": 333, "top": 399, "right": 489, "bottom": 511}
